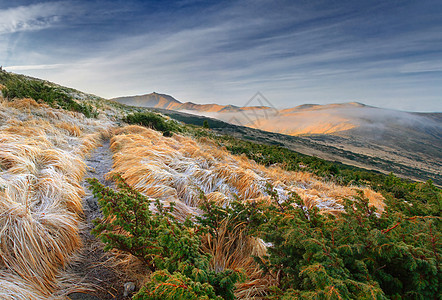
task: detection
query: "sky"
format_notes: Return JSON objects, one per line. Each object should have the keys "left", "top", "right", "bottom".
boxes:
{"left": 0, "top": 0, "right": 441, "bottom": 112}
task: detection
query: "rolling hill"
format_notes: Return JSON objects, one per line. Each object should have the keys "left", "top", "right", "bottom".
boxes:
{"left": 113, "top": 93, "right": 442, "bottom": 185}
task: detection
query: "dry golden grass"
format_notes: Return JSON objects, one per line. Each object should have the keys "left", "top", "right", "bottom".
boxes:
{"left": 55, "top": 122, "right": 82, "bottom": 137}
{"left": 361, "top": 188, "right": 385, "bottom": 212}
{"left": 201, "top": 220, "right": 275, "bottom": 299}
{"left": 0, "top": 98, "right": 115, "bottom": 298}
{"left": 109, "top": 125, "right": 385, "bottom": 298}
{"left": 4, "top": 98, "right": 49, "bottom": 110}
{"left": 0, "top": 273, "right": 52, "bottom": 300}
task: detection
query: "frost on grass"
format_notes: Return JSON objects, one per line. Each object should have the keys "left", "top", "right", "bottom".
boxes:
{"left": 0, "top": 97, "right": 114, "bottom": 299}
{"left": 107, "top": 125, "right": 385, "bottom": 298}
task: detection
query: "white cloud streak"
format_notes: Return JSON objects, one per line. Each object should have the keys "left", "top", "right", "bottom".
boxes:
{"left": 0, "top": 2, "right": 66, "bottom": 35}
{"left": 400, "top": 61, "right": 442, "bottom": 73}
{"left": 4, "top": 63, "right": 68, "bottom": 71}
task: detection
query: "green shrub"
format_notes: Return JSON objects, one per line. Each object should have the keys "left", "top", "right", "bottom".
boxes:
{"left": 87, "top": 175, "right": 243, "bottom": 299}
{"left": 124, "top": 112, "right": 181, "bottom": 135}
{"left": 0, "top": 72, "right": 98, "bottom": 117}
{"left": 133, "top": 270, "right": 220, "bottom": 300}
{"left": 162, "top": 130, "right": 173, "bottom": 137}
{"left": 203, "top": 120, "right": 210, "bottom": 129}
{"left": 86, "top": 154, "right": 440, "bottom": 299}
{"left": 198, "top": 186, "right": 441, "bottom": 299}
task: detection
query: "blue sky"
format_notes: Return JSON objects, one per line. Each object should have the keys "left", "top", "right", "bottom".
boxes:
{"left": 1, "top": 0, "right": 441, "bottom": 112}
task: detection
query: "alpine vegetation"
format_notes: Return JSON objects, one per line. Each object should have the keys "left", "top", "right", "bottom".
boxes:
{"left": 104, "top": 125, "right": 386, "bottom": 298}
{"left": 0, "top": 73, "right": 439, "bottom": 299}
{"left": 0, "top": 95, "right": 113, "bottom": 299}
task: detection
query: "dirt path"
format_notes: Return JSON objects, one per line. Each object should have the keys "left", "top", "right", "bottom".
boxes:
{"left": 68, "top": 140, "right": 131, "bottom": 300}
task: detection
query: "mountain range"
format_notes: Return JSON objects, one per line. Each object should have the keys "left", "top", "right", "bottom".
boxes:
{"left": 112, "top": 92, "right": 269, "bottom": 113}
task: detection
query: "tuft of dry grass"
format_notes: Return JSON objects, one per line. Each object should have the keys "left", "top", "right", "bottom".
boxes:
{"left": 201, "top": 219, "right": 275, "bottom": 299}
{"left": 55, "top": 122, "right": 82, "bottom": 137}
{"left": 4, "top": 98, "right": 48, "bottom": 110}
{"left": 0, "top": 97, "right": 115, "bottom": 298}
{"left": 361, "top": 188, "right": 385, "bottom": 212}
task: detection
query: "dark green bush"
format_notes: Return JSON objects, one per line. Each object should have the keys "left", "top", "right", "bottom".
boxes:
{"left": 124, "top": 112, "right": 181, "bottom": 135}
{"left": 162, "top": 130, "right": 173, "bottom": 137}
{"left": 203, "top": 120, "right": 210, "bottom": 129}
{"left": 0, "top": 71, "right": 98, "bottom": 118}
{"left": 86, "top": 141, "right": 441, "bottom": 299}
{"left": 198, "top": 186, "right": 441, "bottom": 299}
{"left": 87, "top": 175, "right": 243, "bottom": 299}
{"left": 133, "top": 270, "right": 220, "bottom": 300}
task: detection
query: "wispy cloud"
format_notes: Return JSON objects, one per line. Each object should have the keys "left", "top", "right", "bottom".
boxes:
{"left": 2, "top": 0, "right": 441, "bottom": 112}
{"left": 0, "top": 2, "right": 66, "bottom": 35}
{"left": 5, "top": 63, "right": 67, "bottom": 71}
{"left": 400, "top": 61, "right": 442, "bottom": 74}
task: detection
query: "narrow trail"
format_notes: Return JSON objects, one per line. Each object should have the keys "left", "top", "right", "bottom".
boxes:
{"left": 68, "top": 140, "right": 130, "bottom": 300}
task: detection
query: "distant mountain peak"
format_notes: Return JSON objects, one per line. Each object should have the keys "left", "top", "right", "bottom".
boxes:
{"left": 112, "top": 93, "right": 244, "bottom": 113}
{"left": 346, "top": 102, "right": 366, "bottom": 107}
{"left": 295, "top": 104, "right": 320, "bottom": 110}
{"left": 111, "top": 92, "right": 182, "bottom": 110}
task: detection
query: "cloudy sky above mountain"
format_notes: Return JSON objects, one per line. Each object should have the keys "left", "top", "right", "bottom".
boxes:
{"left": 1, "top": 0, "right": 441, "bottom": 111}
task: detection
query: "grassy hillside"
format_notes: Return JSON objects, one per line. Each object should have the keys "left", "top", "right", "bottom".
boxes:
{"left": 0, "top": 96, "right": 114, "bottom": 298}
{"left": 95, "top": 113, "right": 440, "bottom": 299}
{"left": 150, "top": 108, "right": 442, "bottom": 186}
{"left": 112, "top": 93, "right": 441, "bottom": 185}
{"left": 0, "top": 72, "right": 440, "bottom": 299}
